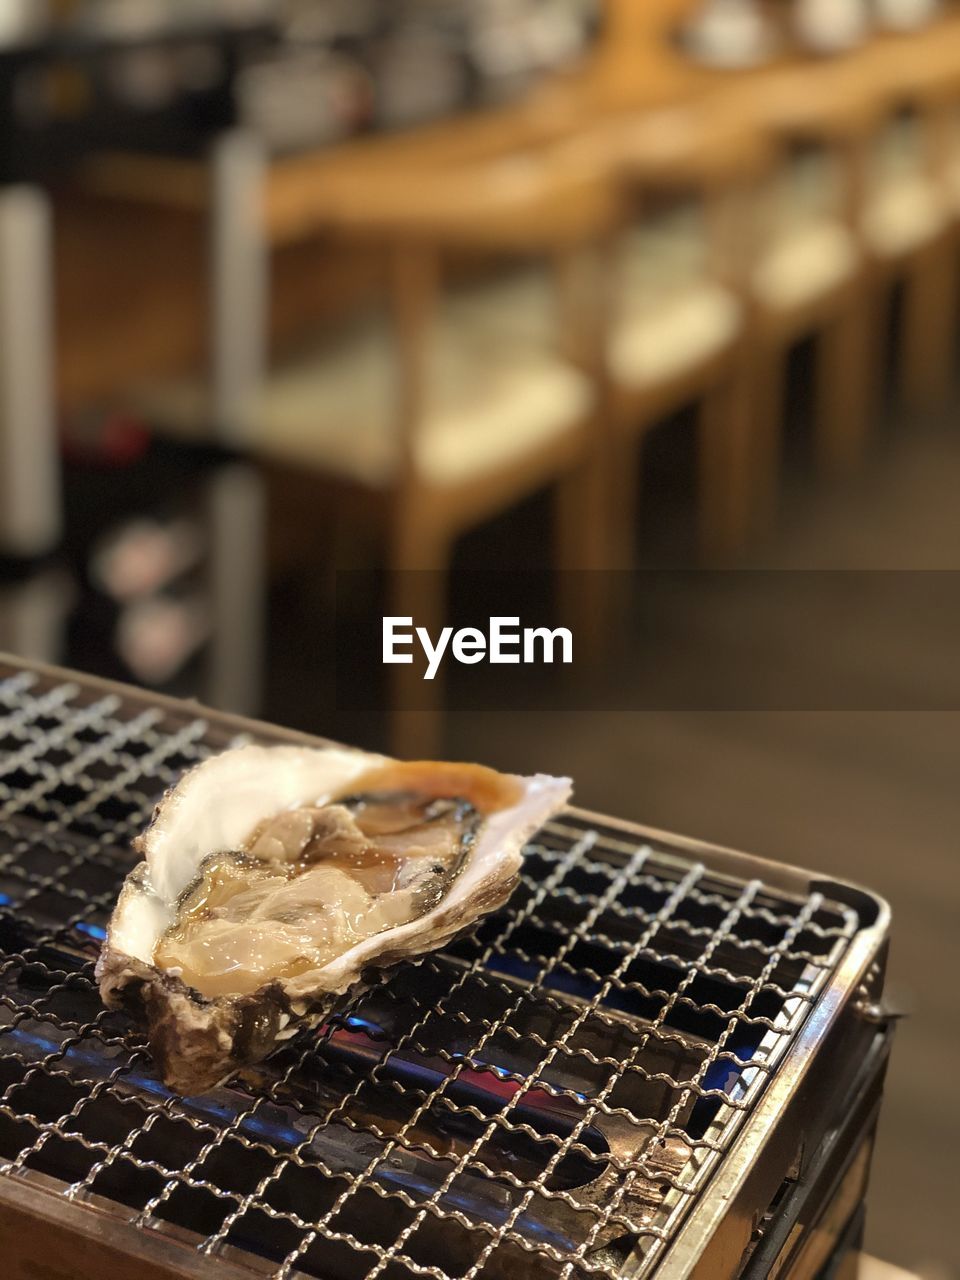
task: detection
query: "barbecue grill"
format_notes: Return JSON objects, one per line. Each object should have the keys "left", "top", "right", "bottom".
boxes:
{"left": 0, "top": 656, "right": 894, "bottom": 1280}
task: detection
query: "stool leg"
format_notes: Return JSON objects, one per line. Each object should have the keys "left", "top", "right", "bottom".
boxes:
{"left": 554, "top": 434, "right": 616, "bottom": 665}
{"left": 816, "top": 296, "right": 875, "bottom": 476}
{"left": 555, "top": 448, "right": 610, "bottom": 573}
{"left": 698, "top": 367, "right": 753, "bottom": 561}
{"left": 207, "top": 463, "right": 265, "bottom": 716}
{"left": 901, "top": 236, "right": 958, "bottom": 412}
{"left": 605, "top": 433, "right": 639, "bottom": 574}
{"left": 746, "top": 341, "right": 786, "bottom": 536}
{"left": 386, "top": 508, "right": 448, "bottom": 760}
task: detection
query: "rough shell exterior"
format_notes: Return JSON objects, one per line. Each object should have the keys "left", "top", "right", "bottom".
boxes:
{"left": 96, "top": 745, "right": 570, "bottom": 1094}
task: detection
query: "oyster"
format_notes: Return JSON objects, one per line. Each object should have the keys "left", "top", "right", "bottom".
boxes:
{"left": 96, "top": 745, "right": 570, "bottom": 1094}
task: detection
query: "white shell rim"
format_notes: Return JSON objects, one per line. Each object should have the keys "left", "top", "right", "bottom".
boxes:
{"left": 105, "top": 745, "right": 571, "bottom": 990}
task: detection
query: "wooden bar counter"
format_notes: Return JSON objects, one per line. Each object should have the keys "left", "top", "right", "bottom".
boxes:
{"left": 54, "top": 0, "right": 960, "bottom": 414}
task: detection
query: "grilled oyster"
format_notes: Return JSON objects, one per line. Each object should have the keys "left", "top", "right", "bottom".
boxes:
{"left": 96, "top": 745, "right": 570, "bottom": 1094}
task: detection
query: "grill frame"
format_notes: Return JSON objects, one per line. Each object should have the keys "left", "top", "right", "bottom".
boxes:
{"left": 0, "top": 655, "right": 891, "bottom": 1280}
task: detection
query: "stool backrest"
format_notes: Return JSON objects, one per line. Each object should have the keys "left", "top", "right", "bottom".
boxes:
{"left": 325, "top": 154, "right": 622, "bottom": 484}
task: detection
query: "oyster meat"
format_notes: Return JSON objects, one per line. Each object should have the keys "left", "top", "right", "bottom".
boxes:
{"left": 97, "top": 745, "right": 570, "bottom": 1094}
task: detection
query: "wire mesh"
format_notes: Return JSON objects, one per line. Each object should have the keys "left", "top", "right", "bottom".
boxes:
{"left": 0, "top": 663, "right": 861, "bottom": 1280}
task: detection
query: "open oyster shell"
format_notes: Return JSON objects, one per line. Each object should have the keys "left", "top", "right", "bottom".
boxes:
{"left": 96, "top": 745, "right": 570, "bottom": 1094}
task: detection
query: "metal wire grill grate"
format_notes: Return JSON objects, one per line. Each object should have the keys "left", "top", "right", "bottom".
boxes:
{"left": 0, "top": 664, "right": 861, "bottom": 1280}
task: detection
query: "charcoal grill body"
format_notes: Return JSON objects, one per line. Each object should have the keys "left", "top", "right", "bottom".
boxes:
{"left": 0, "top": 657, "right": 893, "bottom": 1280}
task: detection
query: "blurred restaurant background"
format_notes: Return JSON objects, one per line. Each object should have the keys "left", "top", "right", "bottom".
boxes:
{"left": 0, "top": 0, "right": 958, "bottom": 1274}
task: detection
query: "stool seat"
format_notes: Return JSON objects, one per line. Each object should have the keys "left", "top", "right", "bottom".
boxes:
{"left": 610, "top": 282, "right": 742, "bottom": 387}
{"left": 430, "top": 216, "right": 745, "bottom": 396}
{"left": 612, "top": 209, "right": 743, "bottom": 387}
{"left": 134, "top": 275, "right": 593, "bottom": 491}
{"left": 862, "top": 175, "right": 948, "bottom": 258}
{"left": 863, "top": 116, "right": 948, "bottom": 259}
{"left": 754, "top": 218, "right": 860, "bottom": 310}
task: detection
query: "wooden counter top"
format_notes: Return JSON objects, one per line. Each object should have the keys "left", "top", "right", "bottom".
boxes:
{"left": 79, "top": 11, "right": 960, "bottom": 234}
{"left": 56, "top": 5, "right": 960, "bottom": 409}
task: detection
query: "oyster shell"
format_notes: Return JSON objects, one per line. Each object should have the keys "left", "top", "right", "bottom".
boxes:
{"left": 96, "top": 745, "right": 570, "bottom": 1094}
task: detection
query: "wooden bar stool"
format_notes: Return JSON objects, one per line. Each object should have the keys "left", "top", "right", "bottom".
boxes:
{"left": 711, "top": 67, "right": 882, "bottom": 524}
{"left": 125, "top": 139, "right": 621, "bottom": 757}
{"left": 552, "top": 101, "right": 774, "bottom": 563}
{"left": 852, "top": 40, "right": 958, "bottom": 412}
{"left": 864, "top": 31, "right": 960, "bottom": 408}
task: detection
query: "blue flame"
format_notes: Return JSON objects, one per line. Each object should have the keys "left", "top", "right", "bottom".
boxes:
{"left": 75, "top": 922, "right": 106, "bottom": 941}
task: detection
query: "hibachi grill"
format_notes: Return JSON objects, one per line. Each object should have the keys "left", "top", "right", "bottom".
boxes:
{"left": 0, "top": 658, "right": 893, "bottom": 1280}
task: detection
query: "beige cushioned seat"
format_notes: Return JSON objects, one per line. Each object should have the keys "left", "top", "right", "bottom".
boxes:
{"left": 752, "top": 150, "right": 859, "bottom": 310}
{"left": 753, "top": 219, "right": 859, "bottom": 310}
{"left": 862, "top": 116, "right": 948, "bottom": 258}
{"left": 371, "top": 207, "right": 747, "bottom": 396}
{"left": 610, "top": 208, "right": 742, "bottom": 387}
{"left": 471, "top": 210, "right": 744, "bottom": 391}
{"left": 609, "top": 283, "right": 741, "bottom": 386}
{"left": 261, "top": 331, "right": 591, "bottom": 489}
{"left": 862, "top": 175, "right": 948, "bottom": 258}
{"left": 143, "top": 207, "right": 746, "bottom": 477}
{"left": 136, "top": 274, "right": 593, "bottom": 490}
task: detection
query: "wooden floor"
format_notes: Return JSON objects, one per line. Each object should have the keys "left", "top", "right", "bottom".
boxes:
{"left": 442, "top": 409, "right": 960, "bottom": 1276}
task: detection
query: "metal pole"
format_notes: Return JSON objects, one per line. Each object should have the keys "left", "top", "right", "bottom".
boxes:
{"left": 209, "top": 129, "right": 268, "bottom": 446}
{"left": 0, "top": 185, "right": 60, "bottom": 557}
{"left": 205, "top": 460, "right": 265, "bottom": 715}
